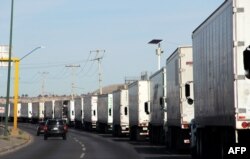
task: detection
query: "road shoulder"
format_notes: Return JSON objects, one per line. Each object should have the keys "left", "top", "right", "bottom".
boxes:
{"left": 0, "top": 127, "right": 33, "bottom": 156}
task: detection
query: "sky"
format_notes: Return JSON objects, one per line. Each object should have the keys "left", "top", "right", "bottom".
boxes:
{"left": 0, "top": 0, "right": 224, "bottom": 97}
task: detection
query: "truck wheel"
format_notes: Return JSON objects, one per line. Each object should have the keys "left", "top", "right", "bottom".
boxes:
{"left": 117, "top": 126, "right": 122, "bottom": 137}
{"left": 63, "top": 135, "right": 67, "bottom": 140}
{"left": 129, "top": 126, "right": 136, "bottom": 141}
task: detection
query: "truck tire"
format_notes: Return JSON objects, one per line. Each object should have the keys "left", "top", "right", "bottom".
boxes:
{"left": 129, "top": 126, "right": 136, "bottom": 141}
{"left": 63, "top": 134, "right": 67, "bottom": 140}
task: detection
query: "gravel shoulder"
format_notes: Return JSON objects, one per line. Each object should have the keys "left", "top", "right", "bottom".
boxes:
{"left": 0, "top": 125, "right": 33, "bottom": 156}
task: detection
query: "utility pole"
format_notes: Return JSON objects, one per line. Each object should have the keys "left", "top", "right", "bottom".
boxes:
{"left": 90, "top": 49, "right": 105, "bottom": 95}
{"left": 4, "top": 0, "right": 14, "bottom": 136}
{"left": 65, "top": 65, "right": 80, "bottom": 100}
{"left": 39, "top": 72, "right": 49, "bottom": 101}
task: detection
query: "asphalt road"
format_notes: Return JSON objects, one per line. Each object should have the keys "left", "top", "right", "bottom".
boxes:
{"left": 1, "top": 124, "right": 191, "bottom": 159}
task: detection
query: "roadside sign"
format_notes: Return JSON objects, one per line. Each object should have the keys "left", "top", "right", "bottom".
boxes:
{"left": 0, "top": 45, "right": 10, "bottom": 67}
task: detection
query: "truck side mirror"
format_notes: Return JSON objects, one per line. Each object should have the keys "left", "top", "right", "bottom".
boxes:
{"left": 244, "top": 46, "right": 250, "bottom": 79}
{"left": 144, "top": 102, "right": 150, "bottom": 114}
{"left": 185, "top": 82, "right": 194, "bottom": 105}
{"left": 124, "top": 107, "right": 128, "bottom": 115}
{"left": 160, "top": 97, "right": 164, "bottom": 106}
{"left": 185, "top": 84, "right": 190, "bottom": 97}
{"left": 109, "top": 108, "right": 111, "bottom": 116}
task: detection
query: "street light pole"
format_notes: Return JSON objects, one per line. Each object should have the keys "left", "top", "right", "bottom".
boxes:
{"left": 4, "top": 0, "right": 14, "bottom": 136}
{"left": 2, "top": 46, "right": 43, "bottom": 136}
{"left": 148, "top": 39, "right": 163, "bottom": 70}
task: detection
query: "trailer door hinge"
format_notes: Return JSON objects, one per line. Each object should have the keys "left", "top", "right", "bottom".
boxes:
{"left": 233, "top": 41, "right": 245, "bottom": 47}
{"left": 236, "top": 108, "right": 246, "bottom": 113}
{"left": 180, "top": 53, "right": 185, "bottom": 57}
{"left": 235, "top": 75, "right": 245, "bottom": 80}
{"left": 179, "top": 68, "right": 185, "bottom": 72}
{"left": 233, "top": 7, "right": 244, "bottom": 13}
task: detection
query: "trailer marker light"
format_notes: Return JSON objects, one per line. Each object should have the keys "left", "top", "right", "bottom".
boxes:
{"left": 184, "top": 139, "right": 190, "bottom": 144}
{"left": 241, "top": 122, "right": 248, "bottom": 128}
{"left": 238, "top": 116, "right": 246, "bottom": 120}
{"left": 181, "top": 124, "right": 189, "bottom": 129}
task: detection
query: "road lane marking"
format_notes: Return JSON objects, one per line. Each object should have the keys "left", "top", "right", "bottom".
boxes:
{"left": 80, "top": 153, "right": 85, "bottom": 158}
{"left": 82, "top": 147, "right": 86, "bottom": 151}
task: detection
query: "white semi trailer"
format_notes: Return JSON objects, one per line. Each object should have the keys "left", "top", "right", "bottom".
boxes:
{"left": 31, "top": 102, "right": 44, "bottom": 123}
{"left": 9, "top": 103, "right": 21, "bottom": 122}
{"left": 66, "top": 100, "right": 75, "bottom": 127}
{"left": 128, "top": 80, "right": 150, "bottom": 140}
{"left": 54, "top": 100, "right": 63, "bottom": 119}
{"left": 166, "top": 46, "right": 194, "bottom": 151}
{"left": 112, "top": 88, "right": 129, "bottom": 137}
{"left": 97, "top": 94, "right": 113, "bottom": 133}
{"left": 44, "top": 100, "right": 54, "bottom": 120}
{"left": 191, "top": 0, "right": 250, "bottom": 158}
{"left": 20, "top": 102, "right": 29, "bottom": 122}
{"left": 74, "top": 97, "right": 84, "bottom": 129}
{"left": 38, "top": 102, "right": 45, "bottom": 121}
{"left": 20, "top": 102, "right": 32, "bottom": 122}
{"left": 83, "top": 95, "right": 98, "bottom": 131}
{"left": 148, "top": 67, "right": 167, "bottom": 144}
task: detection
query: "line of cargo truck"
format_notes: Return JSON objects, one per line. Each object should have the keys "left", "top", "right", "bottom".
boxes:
{"left": 0, "top": 1, "right": 249, "bottom": 158}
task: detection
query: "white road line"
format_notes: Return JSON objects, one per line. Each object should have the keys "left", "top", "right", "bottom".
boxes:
{"left": 81, "top": 144, "right": 85, "bottom": 147}
{"left": 82, "top": 147, "right": 86, "bottom": 151}
{"left": 80, "top": 153, "right": 85, "bottom": 158}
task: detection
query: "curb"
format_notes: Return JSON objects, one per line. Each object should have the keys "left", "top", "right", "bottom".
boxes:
{"left": 0, "top": 131, "right": 34, "bottom": 156}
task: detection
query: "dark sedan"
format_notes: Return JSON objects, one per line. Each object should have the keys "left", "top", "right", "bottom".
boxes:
{"left": 44, "top": 119, "right": 68, "bottom": 140}
{"left": 36, "top": 121, "right": 46, "bottom": 136}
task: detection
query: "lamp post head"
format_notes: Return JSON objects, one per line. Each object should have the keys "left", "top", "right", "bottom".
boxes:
{"left": 148, "top": 39, "right": 163, "bottom": 70}
{"left": 148, "top": 39, "right": 162, "bottom": 45}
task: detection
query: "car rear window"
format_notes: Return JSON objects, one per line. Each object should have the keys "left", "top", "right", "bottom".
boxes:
{"left": 48, "top": 120, "right": 64, "bottom": 125}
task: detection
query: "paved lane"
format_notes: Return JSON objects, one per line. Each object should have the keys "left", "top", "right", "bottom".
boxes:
{"left": 69, "top": 129, "right": 143, "bottom": 159}
{"left": 1, "top": 125, "right": 82, "bottom": 159}
{"left": 1, "top": 124, "right": 191, "bottom": 159}
{"left": 1, "top": 124, "right": 142, "bottom": 159}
